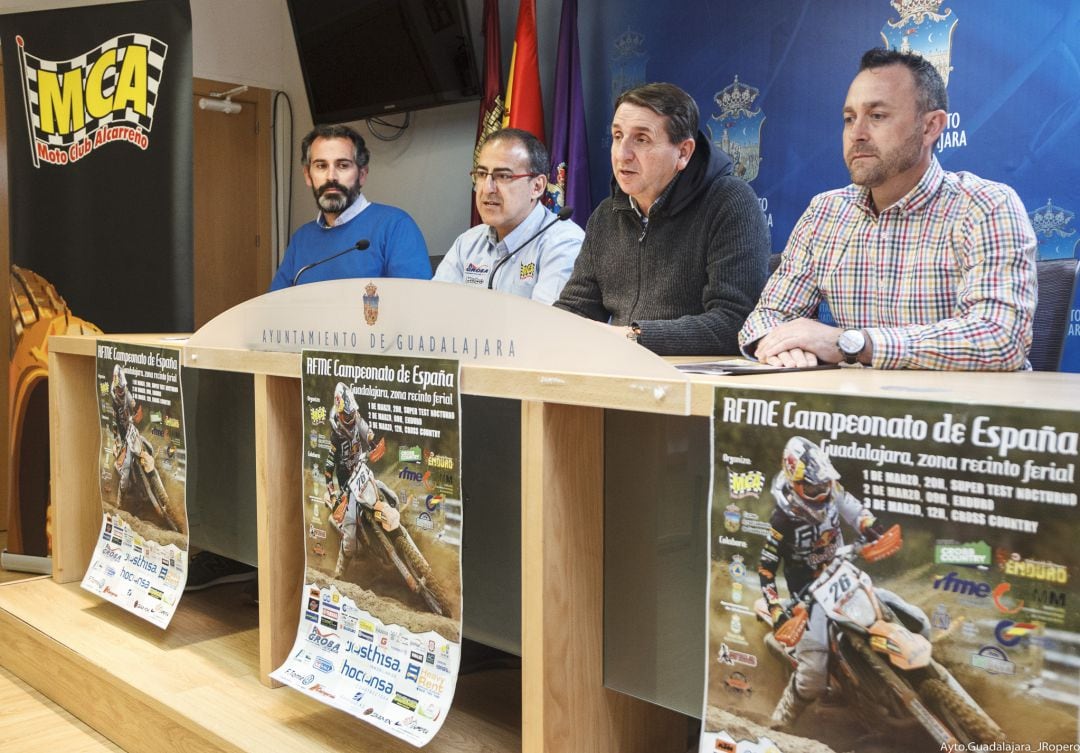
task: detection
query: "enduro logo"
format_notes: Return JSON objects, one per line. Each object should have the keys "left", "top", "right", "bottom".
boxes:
{"left": 424, "top": 451, "right": 454, "bottom": 470}
{"left": 13, "top": 34, "right": 168, "bottom": 168}
{"left": 997, "top": 551, "right": 1069, "bottom": 584}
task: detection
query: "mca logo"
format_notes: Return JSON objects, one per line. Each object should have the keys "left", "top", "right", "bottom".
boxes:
{"left": 14, "top": 34, "right": 168, "bottom": 168}
{"left": 727, "top": 468, "right": 765, "bottom": 499}
{"left": 519, "top": 262, "right": 536, "bottom": 281}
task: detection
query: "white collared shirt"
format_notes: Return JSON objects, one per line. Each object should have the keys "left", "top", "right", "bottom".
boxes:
{"left": 316, "top": 193, "right": 371, "bottom": 228}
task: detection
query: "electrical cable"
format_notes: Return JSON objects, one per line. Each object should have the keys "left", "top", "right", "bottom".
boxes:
{"left": 366, "top": 111, "right": 411, "bottom": 141}
{"left": 271, "top": 90, "right": 294, "bottom": 267}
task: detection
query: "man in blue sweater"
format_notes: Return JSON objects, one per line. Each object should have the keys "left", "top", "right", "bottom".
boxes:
{"left": 270, "top": 124, "right": 431, "bottom": 290}
{"left": 190, "top": 126, "right": 432, "bottom": 591}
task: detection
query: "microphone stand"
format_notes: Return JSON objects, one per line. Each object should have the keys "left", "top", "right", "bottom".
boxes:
{"left": 292, "top": 239, "right": 371, "bottom": 286}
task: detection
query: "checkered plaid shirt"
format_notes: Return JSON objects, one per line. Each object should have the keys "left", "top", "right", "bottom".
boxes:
{"left": 739, "top": 158, "right": 1037, "bottom": 370}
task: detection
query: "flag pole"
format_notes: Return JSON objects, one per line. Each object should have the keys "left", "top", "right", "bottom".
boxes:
{"left": 14, "top": 36, "right": 40, "bottom": 168}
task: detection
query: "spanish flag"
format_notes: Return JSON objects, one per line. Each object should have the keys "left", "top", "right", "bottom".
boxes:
{"left": 501, "top": 0, "right": 544, "bottom": 143}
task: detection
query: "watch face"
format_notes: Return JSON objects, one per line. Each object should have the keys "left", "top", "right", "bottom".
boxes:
{"left": 838, "top": 329, "right": 865, "bottom": 355}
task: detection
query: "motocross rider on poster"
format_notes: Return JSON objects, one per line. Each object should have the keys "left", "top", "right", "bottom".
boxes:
{"left": 759, "top": 435, "right": 925, "bottom": 727}
{"left": 111, "top": 364, "right": 140, "bottom": 501}
{"left": 110, "top": 364, "right": 171, "bottom": 512}
{"left": 324, "top": 381, "right": 401, "bottom": 578}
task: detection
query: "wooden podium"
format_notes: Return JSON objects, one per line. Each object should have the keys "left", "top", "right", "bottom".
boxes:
{"left": 15, "top": 279, "right": 1075, "bottom": 751}
{"left": 4, "top": 280, "right": 693, "bottom": 753}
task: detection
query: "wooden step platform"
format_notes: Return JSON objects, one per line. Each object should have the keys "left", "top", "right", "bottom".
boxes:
{"left": 0, "top": 578, "right": 521, "bottom": 753}
{"left": 0, "top": 664, "right": 123, "bottom": 752}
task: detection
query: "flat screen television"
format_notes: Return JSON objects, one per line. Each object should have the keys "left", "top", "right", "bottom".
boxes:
{"left": 287, "top": 0, "right": 481, "bottom": 124}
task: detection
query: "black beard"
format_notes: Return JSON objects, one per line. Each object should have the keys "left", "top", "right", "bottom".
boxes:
{"left": 314, "top": 180, "right": 361, "bottom": 214}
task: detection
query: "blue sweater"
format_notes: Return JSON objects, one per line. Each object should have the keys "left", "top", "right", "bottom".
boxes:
{"left": 271, "top": 203, "right": 431, "bottom": 290}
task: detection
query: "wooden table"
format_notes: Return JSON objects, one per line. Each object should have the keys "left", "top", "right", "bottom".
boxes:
{"left": 38, "top": 280, "right": 1080, "bottom": 751}
{"left": 43, "top": 331, "right": 691, "bottom": 753}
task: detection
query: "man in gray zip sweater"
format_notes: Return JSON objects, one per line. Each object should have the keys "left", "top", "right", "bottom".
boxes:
{"left": 554, "top": 82, "right": 770, "bottom": 355}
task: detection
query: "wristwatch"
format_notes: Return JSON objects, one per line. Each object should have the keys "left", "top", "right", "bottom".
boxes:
{"left": 837, "top": 329, "right": 866, "bottom": 365}
{"left": 626, "top": 324, "right": 642, "bottom": 343}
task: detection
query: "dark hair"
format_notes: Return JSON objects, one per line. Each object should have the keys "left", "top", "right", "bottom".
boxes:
{"left": 614, "top": 82, "right": 699, "bottom": 144}
{"left": 300, "top": 124, "right": 370, "bottom": 169}
{"left": 858, "top": 48, "right": 948, "bottom": 114}
{"left": 479, "top": 127, "right": 550, "bottom": 175}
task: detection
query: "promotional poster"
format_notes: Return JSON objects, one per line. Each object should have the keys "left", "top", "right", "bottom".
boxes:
{"left": 272, "top": 351, "right": 463, "bottom": 747}
{"left": 701, "top": 387, "right": 1078, "bottom": 752}
{"left": 82, "top": 341, "right": 188, "bottom": 629}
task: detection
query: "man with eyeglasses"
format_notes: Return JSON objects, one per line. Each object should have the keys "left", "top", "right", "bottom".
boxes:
{"left": 554, "top": 82, "right": 770, "bottom": 355}
{"left": 433, "top": 128, "right": 584, "bottom": 303}
{"left": 270, "top": 124, "right": 431, "bottom": 290}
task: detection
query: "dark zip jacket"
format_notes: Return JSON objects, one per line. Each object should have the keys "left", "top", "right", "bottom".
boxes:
{"left": 555, "top": 131, "right": 769, "bottom": 355}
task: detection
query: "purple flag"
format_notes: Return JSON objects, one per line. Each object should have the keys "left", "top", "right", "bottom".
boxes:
{"left": 544, "top": 0, "right": 590, "bottom": 224}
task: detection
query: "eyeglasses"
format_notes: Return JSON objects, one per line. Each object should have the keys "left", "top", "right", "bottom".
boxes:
{"left": 469, "top": 169, "right": 538, "bottom": 188}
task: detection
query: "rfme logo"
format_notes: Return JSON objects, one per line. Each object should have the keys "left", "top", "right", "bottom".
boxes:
{"left": 933, "top": 571, "right": 991, "bottom": 598}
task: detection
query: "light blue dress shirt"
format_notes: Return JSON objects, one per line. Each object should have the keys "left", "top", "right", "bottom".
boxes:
{"left": 433, "top": 202, "right": 584, "bottom": 304}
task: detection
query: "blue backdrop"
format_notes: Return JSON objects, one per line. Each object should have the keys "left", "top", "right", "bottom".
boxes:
{"left": 577, "top": 0, "right": 1080, "bottom": 262}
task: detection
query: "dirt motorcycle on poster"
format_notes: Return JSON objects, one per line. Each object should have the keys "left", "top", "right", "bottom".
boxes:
{"left": 272, "top": 351, "right": 463, "bottom": 748}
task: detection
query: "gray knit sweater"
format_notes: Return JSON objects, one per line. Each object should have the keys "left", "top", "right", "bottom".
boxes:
{"left": 554, "top": 131, "right": 770, "bottom": 355}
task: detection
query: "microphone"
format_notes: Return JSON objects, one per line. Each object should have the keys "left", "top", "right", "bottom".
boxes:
{"left": 291, "top": 239, "right": 371, "bottom": 286}
{"left": 487, "top": 206, "right": 573, "bottom": 290}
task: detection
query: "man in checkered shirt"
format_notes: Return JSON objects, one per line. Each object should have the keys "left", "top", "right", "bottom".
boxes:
{"left": 739, "top": 48, "right": 1037, "bottom": 371}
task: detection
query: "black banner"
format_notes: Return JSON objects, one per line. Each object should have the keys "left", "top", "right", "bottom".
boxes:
{"left": 0, "top": 0, "right": 192, "bottom": 333}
